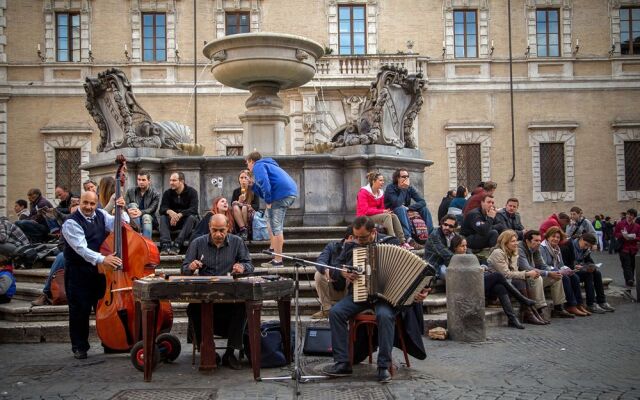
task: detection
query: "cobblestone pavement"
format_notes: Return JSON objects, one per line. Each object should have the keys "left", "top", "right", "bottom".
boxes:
{"left": 1, "top": 253, "right": 638, "bottom": 400}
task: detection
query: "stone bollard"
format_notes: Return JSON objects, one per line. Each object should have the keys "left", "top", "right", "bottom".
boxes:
{"left": 446, "top": 254, "right": 486, "bottom": 342}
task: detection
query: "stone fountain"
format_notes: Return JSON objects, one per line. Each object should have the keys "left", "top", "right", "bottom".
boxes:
{"left": 81, "top": 33, "right": 432, "bottom": 226}
{"left": 203, "top": 33, "right": 324, "bottom": 155}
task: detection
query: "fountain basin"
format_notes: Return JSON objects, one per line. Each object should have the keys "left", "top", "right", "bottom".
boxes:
{"left": 203, "top": 33, "right": 324, "bottom": 90}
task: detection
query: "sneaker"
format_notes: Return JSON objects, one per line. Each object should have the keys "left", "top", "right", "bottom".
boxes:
{"left": 598, "top": 302, "right": 615, "bottom": 312}
{"left": 168, "top": 245, "right": 180, "bottom": 256}
{"left": 587, "top": 304, "right": 606, "bottom": 314}
{"left": 323, "top": 362, "right": 352, "bottom": 377}
{"left": 73, "top": 350, "right": 87, "bottom": 360}
{"left": 238, "top": 228, "right": 248, "bottom": 241}
{"left": 261, "top": 260, "right": 283, "bottom": 268}
{"left": 31, "top": 293, "right": 52, "bottom": 306}
{"left": 160, "top": 244, "right": 171, "bottom": 256}
{"left": 311, "top": 310, "right": 330, "bottom": 320}
{"left": 377, "top": 367, "right": 392, "bottom": 383}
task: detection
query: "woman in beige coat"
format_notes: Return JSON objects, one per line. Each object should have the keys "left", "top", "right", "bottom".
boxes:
{"left": 487, "top": 230, "right": 547, "bottom": 325}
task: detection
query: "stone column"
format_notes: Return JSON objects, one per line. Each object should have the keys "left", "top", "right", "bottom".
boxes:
{"left": 239, "top": 83, "right": 290, "bottom": 156}
{"left": 446, "top": 254, "right": 485, "bottom": 342}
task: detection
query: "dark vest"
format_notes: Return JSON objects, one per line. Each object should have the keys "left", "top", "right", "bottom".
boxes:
{"left": 64, "top": 209, "right": 107, "bottom": 273}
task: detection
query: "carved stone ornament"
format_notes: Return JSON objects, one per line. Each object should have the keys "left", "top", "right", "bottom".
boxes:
{"left": 84, "top": 68, "right": 204, "bottom": 155}
{"left": 328, "top": 65, "right": 425, "bottom": 149}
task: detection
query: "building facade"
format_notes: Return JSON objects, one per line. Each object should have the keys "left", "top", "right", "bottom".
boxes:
{"left": 1, "top": 0, "right": 639, "bottom": 226}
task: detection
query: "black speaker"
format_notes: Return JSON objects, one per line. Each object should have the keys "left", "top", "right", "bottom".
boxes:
{"left": 303, "top": 326, "right": 332, "bottom": 356}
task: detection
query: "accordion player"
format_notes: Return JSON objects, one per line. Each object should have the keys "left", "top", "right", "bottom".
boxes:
{"left": 352, "top": 243, "right": 436, "bottom": 307}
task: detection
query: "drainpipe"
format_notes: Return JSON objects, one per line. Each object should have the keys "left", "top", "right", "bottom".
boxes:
{"left": 193, "top": 0, "right": 198, "bottom": 144}
{"left": 508, "top": 0, "right": 516, "bottom": 182}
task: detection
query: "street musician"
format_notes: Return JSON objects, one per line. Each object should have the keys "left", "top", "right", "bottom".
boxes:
{"left": 182, "top": 213, "right": 253, "bottom": 369}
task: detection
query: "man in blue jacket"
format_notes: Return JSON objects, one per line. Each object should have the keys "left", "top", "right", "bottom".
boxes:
{"left": 245, "top": 151, "right": 297, "bottom": 267}
{"left": 384, "top": 168, "right": 433, "bottom": 247}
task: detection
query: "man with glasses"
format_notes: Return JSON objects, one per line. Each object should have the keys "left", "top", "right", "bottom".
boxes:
{"left": 423, "top": 214, "right": 458, "bottom": 280}
{"left": 323, "top": 216, "right": 428, "bottom": 383}
{"left": 384, "top": 169, "right": 433, "bottom": 248}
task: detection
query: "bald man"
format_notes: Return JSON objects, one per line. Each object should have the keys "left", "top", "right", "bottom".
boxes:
{"left": 182, "top": 214, "right": 253, "bottom": 369}
{"left": 61, "top": 191, "right": 127, "bottom": 360}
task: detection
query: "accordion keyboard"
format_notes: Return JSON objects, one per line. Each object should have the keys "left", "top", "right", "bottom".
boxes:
{"left": 352, "top": 247, "right": 368, "bottom": 303}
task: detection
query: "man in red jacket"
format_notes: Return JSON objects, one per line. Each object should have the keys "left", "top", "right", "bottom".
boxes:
{"left": 539, "top": 212, "right": 570, "bottom": 238}
{"left": 462, "top": 181, "right": 497, "bottom": 216}
{"left": 614, "top": 208, "right": 640, "bottom": 288}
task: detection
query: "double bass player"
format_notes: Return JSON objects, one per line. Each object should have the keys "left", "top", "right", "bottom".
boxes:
{"left": 61, "top": 191, "right": 128, "bottom": 359}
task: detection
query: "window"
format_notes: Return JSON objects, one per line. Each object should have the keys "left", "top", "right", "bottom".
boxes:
{"left": 456, "top": 144, "right": 482, "bottom": 189}
{"left": 454, "top": 10, "right": 477, "bottom": 58}
{"left": 55, "top": 148, "right": 82, "bottom": 195}
{"left": 621, "top": 7, "right": 640, "bottom": 55}
{"left": 226, "top": 146, "right": 243, "bottom": 156}
{"left": 536, "top": 9, "right": 560, "bottom": 57}
{"left": 624, "top": 141, "right": 640, "bottom": 191}
{"left": 142, "top": 13, "right": 166, "bottom": 62}
{"left": 225, "top": 12, "right": 250, "bottom": 35}
{"left": 338, "top": 5, "right": 366, "bottom": 55}
{"left": 540, "top": 143, "right": 565, "bottom": 192}
{"left": 56, "top": 13, "right": 81, "bottom": 62}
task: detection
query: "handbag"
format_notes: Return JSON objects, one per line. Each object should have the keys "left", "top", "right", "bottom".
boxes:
{"left": 251, "top": 210, "right": 270, "bottom": 241}
{"left": 50, "top": 269, "right": 67, "bottom": 305}
{"left": 408, "top": 211, "right": 429, "bottom": 244}
{"left": 243, "top": 320, "right": 294, "bottom": 368}
{"left": 303, "top": 326, "right": 332, "bottom": 356}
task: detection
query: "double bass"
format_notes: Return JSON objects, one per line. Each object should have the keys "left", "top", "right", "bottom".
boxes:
{"left": 96, "top": 155, "right": 173, "bottom": 351}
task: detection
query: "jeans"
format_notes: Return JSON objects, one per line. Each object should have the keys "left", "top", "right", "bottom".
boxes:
{"left": 561, "top": 274, "right": 582, "bottom": 306}
{"left": 436, "top": 264, "right": 447, "bottom": 281}
{"left": 43, "top": 252, "right": 65, "bottom": 296}
{"left": 619, "top": 251, "right": 637, "bottom": 284}
{"left": 576, "top": 269, "right": 606, "bottom": 305}
{"left": 392, "top": 206, "right": 413, "bottom": 240}
{"left": 159, "top": 214, "right": 198, "bottom": 248}
{"left": 329, "top": 295, "right": 397, "bottom": 368}
{"left": 15, "top": 220, "right": 50, "bottom": 243}
{"left": 265, "top": 196, "right": 295, "bottom": 236}
{"left": 132, "top": 214, "right": 153, "bottom": 239}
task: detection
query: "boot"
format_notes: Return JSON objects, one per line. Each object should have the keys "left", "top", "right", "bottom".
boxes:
{"left": 498, "top": 294, "right": 524, "bottom": 329}
{"left": 521, "top": 306, "right": 546, "bottom": 325}
{"left": 504, "top": 280, "right": 536, "bottom": 306}
{"left": 535, "top": 307, "right": 551, "bottom": 324}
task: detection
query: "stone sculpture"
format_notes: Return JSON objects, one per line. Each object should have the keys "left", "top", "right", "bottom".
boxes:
{"left": 326, "top": 65, "right": 426, "bottom": 150}
{"left": 84, "top": 68, "right": 204, "bottom": 155}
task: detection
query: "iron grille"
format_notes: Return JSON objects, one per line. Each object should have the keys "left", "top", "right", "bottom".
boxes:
{"left": 55, "top": 148, "right": 82, "bottom": 195}
{"left": 540, "top": 143, "right": 565, "bottom": 192}
{"left": 226, "top": 146, "right": 243, "bottom": 156}
{"left": 624, "top": 141, "right": 640, "bottom": 191}
{"left": 456, "top": 143, "right": 482, "bottom": 189}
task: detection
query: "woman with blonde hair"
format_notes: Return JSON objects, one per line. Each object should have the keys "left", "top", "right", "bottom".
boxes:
{"left": 231, "top": 169, "right": 260, "bottom": 240}
{"left": 356, "top": 171, "right": 412, "bottom": 249}
{"left": 487, "top": 230, "right": 547, "bottom": 325}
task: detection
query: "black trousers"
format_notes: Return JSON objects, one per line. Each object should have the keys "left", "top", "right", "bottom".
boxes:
{"left": 186, "top": 303, "right": 246, "bottom": 351}
{"left": 467, "top": 229, "right": 499, "bottom": 250}
{"left": 619, "top": 252, "right": 637, "bottom": 283}
{"left": 484, "top": 272, "right": 509, "bottom": 298}
{"left": 159, "top": 214, "right": 198, "bottom": 247}
{"left": 65, "top": 265, "right": 105, "bottom": 353}
{"left": 576, "top": 269, "right": 606, "bottom": 305}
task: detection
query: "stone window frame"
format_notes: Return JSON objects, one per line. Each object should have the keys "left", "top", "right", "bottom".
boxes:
{"left": 0, "top": 0, "right": 6, "bottom": 64}
{"left": 444, "top": 124, "right": 493, "bottom": 190}
{"left": 0, "top": 98, "right": 7, "bottom": 217}
{"left": 528, "top": 122, "right": 577, "bottom": 203}
{"left": 327, "top": 0, "right": 378, "bottom": 55}
{"left": 443, "top": 0, "right": 490, "bottom": 59}
{"left": 41, "top": 128, "right": 92, "bottom": 203}
{"left": 212, "top": 125, "right": 243, "bottom": 156}
{"left": 525, "top": 0, "right": 573, "bottom": 59}
{"left": 214, "top": 0, "right": 262, "bottom": 39}
{"left": 612, "top": 121, "right": 640, "bottom": 201}
{"left": 130, "top": 0, "right": 177, "bottom": 63}
{"left": 609, "top": 1, "right": 640, "bottom": 56}
{"left": 43, "top": 0, "right": 92, "bottom": 63}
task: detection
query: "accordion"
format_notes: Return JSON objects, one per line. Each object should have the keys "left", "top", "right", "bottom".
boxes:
{"left": 352, "top": 243, "right": 436, "bottom": 308}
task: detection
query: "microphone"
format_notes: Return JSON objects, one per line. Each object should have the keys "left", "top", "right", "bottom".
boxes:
{"left": 343, "top": 264, "right": 364, "bottom": 274}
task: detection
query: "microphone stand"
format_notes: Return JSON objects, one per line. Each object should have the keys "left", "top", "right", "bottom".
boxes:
{"left": 258, "top": 250, "right": 358, "bottom": 398}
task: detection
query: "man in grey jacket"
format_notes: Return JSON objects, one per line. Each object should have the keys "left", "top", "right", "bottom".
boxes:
{"left": 517, "top": 230, "right": 573, "bottom": 319}
{"left": 125, "top": 170, "right": 160, "bottom": 239}
{"left": 495, "top": 198, "right": 525, "bottom": 240}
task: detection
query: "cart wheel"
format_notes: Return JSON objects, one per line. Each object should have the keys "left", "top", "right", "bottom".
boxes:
{"left": 156, "top": 333, "right": 182, "bottom": 362}
{"left": 130, "top": 341, "right": 160, "bottom": 372}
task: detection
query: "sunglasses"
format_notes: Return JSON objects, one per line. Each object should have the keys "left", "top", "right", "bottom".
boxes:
{"left": 442, "top": 223, "right": 456, "bottom": 228}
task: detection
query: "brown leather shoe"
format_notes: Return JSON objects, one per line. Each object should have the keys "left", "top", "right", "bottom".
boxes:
{"left": 522, "top": 308, "right": 546, "bottom": 325}
{"left": 31, "top": 293, "right": 51, "bottom": 306}
{"left": 576, "top": 304, "right": 592, "bottom": 315}
{"left": 565, "top": 305, "right": 587, "bottom": 316}
{"left": 551, "top": 307, "right": 575, "bottom": 318}
{"left": 535, "top": 307, "right": 551, "bottom": 324}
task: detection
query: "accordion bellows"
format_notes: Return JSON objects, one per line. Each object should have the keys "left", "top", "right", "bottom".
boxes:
{"left": 352, "top": 243, "right": 435, "bottom": 307}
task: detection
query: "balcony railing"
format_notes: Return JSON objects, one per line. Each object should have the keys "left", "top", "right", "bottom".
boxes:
{"left": 315, "top": 54, "right": 428, "bottom": 78}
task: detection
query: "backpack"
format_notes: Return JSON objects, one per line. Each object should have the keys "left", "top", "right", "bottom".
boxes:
{"left": 243, "top": 320, "right": 294, "bottom": 368}
{"left": 251, "top": 210, "right": 270, "bottom": 241}
{"left": 408, "top": 211, "right": 429, "bottom": 244}
{"left": 594, "top": 220, "right": 602, "bottom": 231}
{"left": 50, "top": 269, "right": 67, "bottom": 305}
